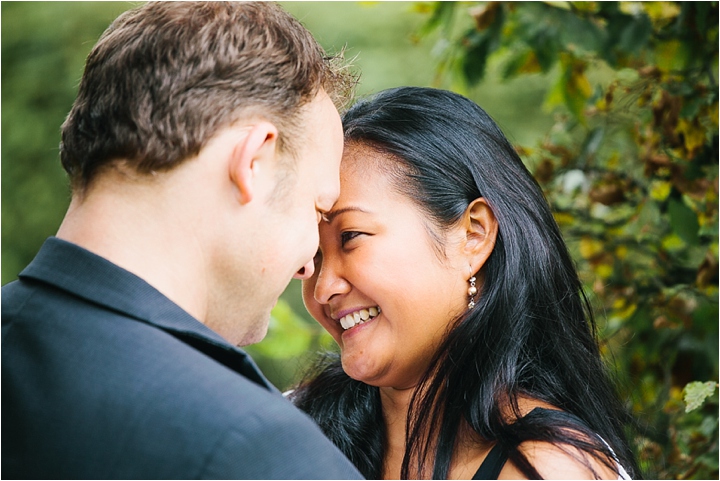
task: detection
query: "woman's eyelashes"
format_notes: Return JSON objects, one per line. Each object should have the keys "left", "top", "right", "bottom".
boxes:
{"left": 340, "top": 231, "right": 362, "bottom": 247}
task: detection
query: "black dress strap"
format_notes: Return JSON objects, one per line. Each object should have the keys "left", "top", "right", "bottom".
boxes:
{"left": 472, "top": 443, "right": 508, "bottom": 480}
{"left": 470, "top": 407, "right": 598, "bottom": 480}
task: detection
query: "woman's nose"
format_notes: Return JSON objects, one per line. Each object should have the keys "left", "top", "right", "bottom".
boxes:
{"left": 313, "top": 258, "right": 350, "bottom": 305}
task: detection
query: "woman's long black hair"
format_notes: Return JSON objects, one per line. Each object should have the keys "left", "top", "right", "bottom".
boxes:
{"left": 291, "top": 87, "right": 639, "bottom": 479}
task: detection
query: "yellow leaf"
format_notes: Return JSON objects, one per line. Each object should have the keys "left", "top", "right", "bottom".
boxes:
{"left": 571, "top": 2, "right": 599, "bottom": 13}
{"left": 518, "top": 51, "right": 542, "bottom": 74}
{"left": 677, "top": 118, "right": 706, "bottom": 155}
{"left": 655, "top": 40, "right": 688, "bottom": 72}
{"left": 616, "top": 245, "right": 629, "bottom": 259}
{"left": 642, "top": 1, "right": 681, "bottom": 26}
{"left": 662, "top": 233, "right": 685, "bottom": 251}
{"left": 544, "top": 80, "right": 566, "bottom": 111}
{"left": 580, "top": 237, "right": 604, "bottom": 258}
{"left": 616, "top": 302, "right": 637, "bottom": 320}
{"left": 596, "top": 263, "right": 613, "bottom": 279}
{"left": 650, "top": 180, "right": 672, "bottom": 201}
{"left": 607, "top": 154, "right": 620, "bottom": 170}
{"left": 569, "top": 65, "right": 592, "bottom": 98}
{"left": 697, "top": 212, "right": 708, "bottom": 227}
{"left": 544, "top": 1, "right": 572, "bottom": 10}
{"left": 596, "top": 97, "right": 607, "bottom": 111}
{"left": 553, "top": 212, "right": 574, "bottom": 225}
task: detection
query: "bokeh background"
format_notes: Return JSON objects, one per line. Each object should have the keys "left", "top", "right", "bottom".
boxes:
{"left": 2, "top": 2, "right": 717, "bottom": 478}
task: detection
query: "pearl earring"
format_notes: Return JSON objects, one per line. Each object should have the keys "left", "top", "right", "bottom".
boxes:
{"left": 468, "top": 276, "right": 477, "bottom": 309}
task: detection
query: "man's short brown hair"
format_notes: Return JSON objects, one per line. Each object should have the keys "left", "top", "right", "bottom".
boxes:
{"left": 60, "top": 2, "right": 354, "bottom": 192}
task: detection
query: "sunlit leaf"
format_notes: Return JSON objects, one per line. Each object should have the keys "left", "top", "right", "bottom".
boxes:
{"left": 547, "top": 53, "right": 592, "bottom": 121}
{"left": 676, "top": 117, "right": 707, "bottom": 156}
{"left": 501, "top": 50, "right": 541, "bottom": 79}
{"left": 595, "top": 263, "right": 612, "bottom": 279}
{"left": 654, "top": 39, "right": 689, "bottom": 72}
{"left": 615, "top": 302, "right": 637, "bottom": 320}
{"left": 553, "top": 212, "right": 575, "bottom": 225}
{"left": 544, "top": 1, "right": 571, "bottom": 11}
{"left": 662, "top": 233, "right": 686, "bottom": 252}
{"left": 641, "top": 1, "right": 681, "bottom": 27}
{"left": 580, "top": 236, "right": 604, "bottom": 259}
{"left": 650, "top": 180, "right": 672, "bottom": 201}
{"left": 684, "top": 381, "right": 718, "bottom": 413}
{"left": 570, "top": 2, "right": 599, "bottom": 14}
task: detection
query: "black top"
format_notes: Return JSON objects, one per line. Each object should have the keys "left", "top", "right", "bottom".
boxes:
{"left": 472, "top": 442, "right": 508, "bottom": 480}
{"left": 471, "top": 407, "right": 618, "bottom": 480}
{"left": 2, "top": 237, "right": 362, "bottom": 479}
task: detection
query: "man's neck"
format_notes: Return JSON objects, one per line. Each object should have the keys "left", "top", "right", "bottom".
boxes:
{"left": 56, "top": 176, "right": 209, "bottom": 324}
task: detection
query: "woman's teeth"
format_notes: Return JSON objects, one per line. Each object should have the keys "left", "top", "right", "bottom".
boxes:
{"left": 339, "top": 307, "right": 380, "bottom": 330}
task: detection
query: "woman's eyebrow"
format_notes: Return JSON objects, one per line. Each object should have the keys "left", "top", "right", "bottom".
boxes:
{"left": 323, "top": 206, "right": 369, "bottom": 223}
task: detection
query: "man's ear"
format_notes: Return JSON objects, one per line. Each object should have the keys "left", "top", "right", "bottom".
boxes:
{"left": 463, "top": 198, "right": 498, "bottom": 274}
{"left": 229, "top": 122, "right": 279, "bottom": 205}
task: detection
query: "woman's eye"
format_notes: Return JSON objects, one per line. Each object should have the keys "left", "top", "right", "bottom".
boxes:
{"left": 340, "top": 231, "right": 362, "bottom": 247}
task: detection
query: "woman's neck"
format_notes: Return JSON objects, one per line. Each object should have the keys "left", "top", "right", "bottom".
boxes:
{"left": 378, "top": 385, "right": 493, "bottom": 480}
{"left": 380, "top": 386, "right": 416, "bottom": 479}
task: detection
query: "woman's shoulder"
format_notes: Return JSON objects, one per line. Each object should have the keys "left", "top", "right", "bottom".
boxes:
{"left": 499, "top": 399, "right": 630, "bottom": 480}
{"left": 498, "top": 439, "right": 625, "bottom": 480}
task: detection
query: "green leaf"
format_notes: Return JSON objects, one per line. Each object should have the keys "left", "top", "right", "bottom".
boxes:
{"left": 418, "top": 1, "right": 455, "bottom": 36}
{"left": 668, "top": 197, "right": 700, "bottom": 245}
{"left": 684, "top": 381, "right": 718, "bottom": 413}
{"left": 617, "top": 14, "right": 652, "bottom": 54}
{"left": 460, "top": 4, "right": 504, "bottom": 86}
{"left": 532, "top": 29, "right": 560, "bottom": 72}
{"left": 557, "top": 9, "right": 605, "bottom": 55}
{"left": 462, "top": 30, "right": 491, "bottom": 85}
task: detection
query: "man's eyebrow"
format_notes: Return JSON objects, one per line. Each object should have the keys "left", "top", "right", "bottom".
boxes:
{"left": 323, "top": 206, "right": 369, "bottom": 223}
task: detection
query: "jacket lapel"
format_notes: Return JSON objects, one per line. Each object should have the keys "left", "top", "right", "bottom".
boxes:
{"left": 20, "top": 237, "right": 275, "bottom": 391}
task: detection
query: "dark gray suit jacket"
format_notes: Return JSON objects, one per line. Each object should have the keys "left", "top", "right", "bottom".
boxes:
{"left": 2, "top": 237, "right": 362, "bottom": 479}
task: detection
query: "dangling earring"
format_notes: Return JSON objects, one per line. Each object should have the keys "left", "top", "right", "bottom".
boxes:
{"left": 468, "top": 276, "right": 477, "bottom": 309}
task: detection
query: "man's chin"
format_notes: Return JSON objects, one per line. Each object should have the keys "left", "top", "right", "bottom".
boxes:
{"left": 235, "top": 315, "right": 271, "bottom": 347}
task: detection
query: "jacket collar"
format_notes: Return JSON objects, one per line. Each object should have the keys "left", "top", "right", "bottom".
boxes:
{"left": 20, "top": 237, "right": 274, "bottom": 391}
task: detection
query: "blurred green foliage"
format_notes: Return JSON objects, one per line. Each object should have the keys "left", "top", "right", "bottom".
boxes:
{"left": 2, "top": 2, "right": 131, "bottom": 282}
{"left": 3, "top": 2, "right": 718, "bottom": 478}
{"left": 411, "top": 1, "right": 718, "bottom": 478}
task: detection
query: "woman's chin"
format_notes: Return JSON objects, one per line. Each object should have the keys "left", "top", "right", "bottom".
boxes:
{"left": 340, "top": 352, "right": 385, "bottom": 385}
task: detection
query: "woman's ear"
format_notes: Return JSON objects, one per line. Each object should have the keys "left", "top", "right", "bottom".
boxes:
{"left": 229, "top": 121, "right": 279, "bottom": 205}
{"left": 463, "top": 198, "right": 498, "bottom": 274}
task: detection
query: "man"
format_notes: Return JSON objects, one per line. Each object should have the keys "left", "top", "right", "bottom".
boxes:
{"left": 2, "top": 3, "right": 361, "bottom": 479}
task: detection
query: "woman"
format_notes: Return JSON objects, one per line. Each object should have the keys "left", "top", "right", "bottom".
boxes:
{"left": 290, "top": 87, "right": 638, "bottom": 479}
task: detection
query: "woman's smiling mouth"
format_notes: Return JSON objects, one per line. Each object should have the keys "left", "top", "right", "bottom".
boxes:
{"left": 338, "top": 306, "right": 381, "bottom": 330}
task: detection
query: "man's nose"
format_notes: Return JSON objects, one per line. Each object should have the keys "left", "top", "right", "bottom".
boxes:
{"left": 293, "top": 258, "right": 315, "bottom": 280}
